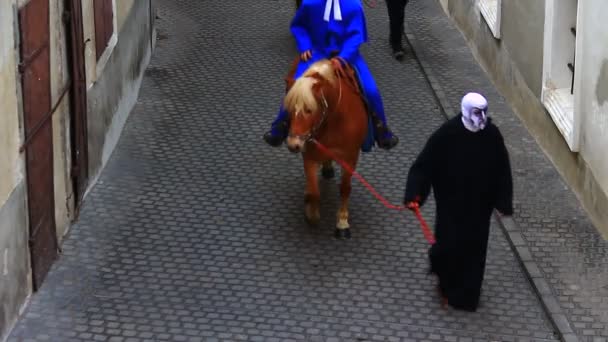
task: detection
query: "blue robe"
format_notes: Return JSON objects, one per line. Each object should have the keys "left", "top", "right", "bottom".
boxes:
{"left": 271, "top": 0, "right": 390, "bottom": 144}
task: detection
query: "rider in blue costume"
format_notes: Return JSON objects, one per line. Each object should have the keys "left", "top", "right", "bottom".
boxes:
{"left": 263, "top": 0, "right": 399, "bottom": 150}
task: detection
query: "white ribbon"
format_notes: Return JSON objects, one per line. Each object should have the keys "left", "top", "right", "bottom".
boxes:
{"left": 323, "top": 0, "right": 342, "bottom": 22}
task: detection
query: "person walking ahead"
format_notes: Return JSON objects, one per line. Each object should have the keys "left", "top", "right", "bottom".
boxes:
{"left": 403, "top": 92, "right": 514, "bottom": 311}
{"left": 385, "top": 0, "right": 409, "bottom": 60}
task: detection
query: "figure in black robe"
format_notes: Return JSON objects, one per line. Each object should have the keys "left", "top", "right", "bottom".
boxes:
{"left": 403, "top": 92, "right": 513, "bottom": 312}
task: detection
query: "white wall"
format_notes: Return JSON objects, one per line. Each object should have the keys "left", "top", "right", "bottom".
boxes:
{"left": 577, "top": 0, "right": 608, "bottom": 197}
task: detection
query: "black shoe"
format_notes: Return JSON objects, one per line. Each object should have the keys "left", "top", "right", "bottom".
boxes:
{"left": 370, "top": 114, "right": 399, "bottom": 150}
{"left": 377, "top": 135, "right": 399, "bottom": 150}
{"left": 392, "top": 45, "right": 405, "bottom": 61}
{"left": 263, "top": 120, "right": 289, "bottom": 147}
{"left": 263, "top": 131, "right": 284, "bottom": 147}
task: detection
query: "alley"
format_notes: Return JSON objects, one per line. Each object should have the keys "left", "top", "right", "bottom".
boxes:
{"left": 8, "top": 1, "right": 563, "bottom": 341}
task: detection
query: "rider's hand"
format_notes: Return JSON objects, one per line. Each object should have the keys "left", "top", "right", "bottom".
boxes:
{"left": 300, "top": 50, "right": 312, "bottom": 61}
{"left": 330, "top": 58, "right": 345, "bottom": 77}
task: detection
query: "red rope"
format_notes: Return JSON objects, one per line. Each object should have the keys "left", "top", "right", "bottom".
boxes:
{"left": 311, "top": 139, "right": 436, "bottom": 244}
{"left": 413, "top": 207, "right": 436, "bottom": 245}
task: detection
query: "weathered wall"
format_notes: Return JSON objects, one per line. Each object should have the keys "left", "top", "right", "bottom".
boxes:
{"left": 85, "top": 0, "right": 155, "bottom": 189}
{"left": 116, "top": 0, "right": 136, "bottom": 31}
{"left": 0, "top": 1, "right": 31, "bottom": 340}
{"left": 81, "top": 0, "right": 97, "bottom": 86}
{"left": 0, "top": 184, "right": 30, "bottom": 342}
{"left": 0, "top": 1, "right": 22, "bottom": 204}
{"left": 445, "top": 0, "right": 608, "bottom": 237}
{"left": 81, "top": 0, "right": 138, "bottom": 88}
{"left": 50, "top": 0, "right": 75, "bottom": 241}
{"left": 447, "top": 1, "right": 481, "bottom": 41}
{"left": 500, "top": 0, "right": 545, "bottom": 97}
{"left": 447, "top": 0, "right": 545, "bottom": 96}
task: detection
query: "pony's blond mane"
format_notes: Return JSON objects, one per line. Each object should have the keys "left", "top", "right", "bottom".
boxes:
{"left": 284, "top": 60, "right": 336, "bottom": 116}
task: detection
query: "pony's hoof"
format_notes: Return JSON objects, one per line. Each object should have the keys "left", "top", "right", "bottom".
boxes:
{"left": 306, "top": 217, "right": 320, "bottom": 226}
{"left": 334, "top": 228, "right": 351, "bottom": 239}
{"left": 336, "top": 219, "right": 350, "bottom": 230}
{"left": 321, "top": 166, "right": 335, "bottom": 179}
{"left": 305, "top": 210, "right": 321, "bottom": 226}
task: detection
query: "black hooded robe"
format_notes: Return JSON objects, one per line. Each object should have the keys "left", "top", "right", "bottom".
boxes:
{"left": 404, "top": 114, "right": 513, "bottom": 311}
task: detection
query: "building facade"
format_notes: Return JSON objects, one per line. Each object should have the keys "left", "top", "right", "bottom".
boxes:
{"left": 440, "top": 0, "right": 608, "bottom": 237}
{"left": 0, "top": 0, "right": 156, "bottom": 339}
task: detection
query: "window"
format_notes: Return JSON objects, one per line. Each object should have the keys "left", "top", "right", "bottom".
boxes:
{"left": 541, "top": 0, "right": 581, "bottom": 151}
{"left": 478, "top": 0, "right": 501, "bottom": 39}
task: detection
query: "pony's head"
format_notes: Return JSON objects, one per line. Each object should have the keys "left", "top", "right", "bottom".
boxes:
{"left": 283, "top": 60, "right": 337, "bottom": 153}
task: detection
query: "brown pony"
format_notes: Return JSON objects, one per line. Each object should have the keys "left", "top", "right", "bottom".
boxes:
{"left": 283, "top": 58, "right": 368, "bottom": 239}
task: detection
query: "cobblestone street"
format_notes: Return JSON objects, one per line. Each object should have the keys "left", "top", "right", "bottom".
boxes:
{"left": 8, "top": 0, "right": 606, "bottom": 341}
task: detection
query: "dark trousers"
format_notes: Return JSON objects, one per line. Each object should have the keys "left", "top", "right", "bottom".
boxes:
{"left": 386, "top": 0, "right": 409, "bottom": 48}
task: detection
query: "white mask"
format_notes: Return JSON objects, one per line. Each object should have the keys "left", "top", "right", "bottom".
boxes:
{"left": 461, "top": 92, "right": 488, "bottom": 132}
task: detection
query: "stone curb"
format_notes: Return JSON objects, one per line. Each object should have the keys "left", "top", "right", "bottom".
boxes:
{"left": 401, "top": 21, "right": 578, "bottom": 342}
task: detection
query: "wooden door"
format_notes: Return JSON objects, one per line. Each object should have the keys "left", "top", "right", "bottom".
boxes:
{"left": 18, "top": 0, "right": 58, "bottom": 291}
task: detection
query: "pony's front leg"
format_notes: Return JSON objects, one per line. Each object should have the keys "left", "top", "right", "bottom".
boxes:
{"left": 303, "top": 157, "right": 321, "bottom": 226}
{"left": 335, "top": 161, "right": 355, "bottom": 239}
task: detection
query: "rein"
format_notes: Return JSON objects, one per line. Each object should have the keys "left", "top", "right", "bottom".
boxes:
{"left": 311, "top": 139, "right": 436, "bottom": 245}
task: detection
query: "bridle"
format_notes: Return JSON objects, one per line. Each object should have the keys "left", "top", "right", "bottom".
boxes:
{"left": 286, "top": 58, "right": 351, "bottom": 144}
{"left": 288, "top": 92, "right": 330, "bottom": 143}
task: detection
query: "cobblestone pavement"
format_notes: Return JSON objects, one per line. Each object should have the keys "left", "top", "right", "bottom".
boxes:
{"left": 9, "top": 1, "right": 561, "bottom": 341}
{"left": 403, "top": 1, "right": 608, "bottom": 341}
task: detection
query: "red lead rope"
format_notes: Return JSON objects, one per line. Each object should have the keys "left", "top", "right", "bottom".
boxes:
{"left": 311, "top": 140, "right": 436, "bottom": 245}
{"left": 413, "top": 207, "right": 436, "bottom": 245}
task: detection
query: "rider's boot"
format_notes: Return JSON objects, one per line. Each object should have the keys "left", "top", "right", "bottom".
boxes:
{"left": 371, "top": 112, "right": 399, "bottom": 150}
{"left": 263, "top": 118, "right": 289, "bottom": 147}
